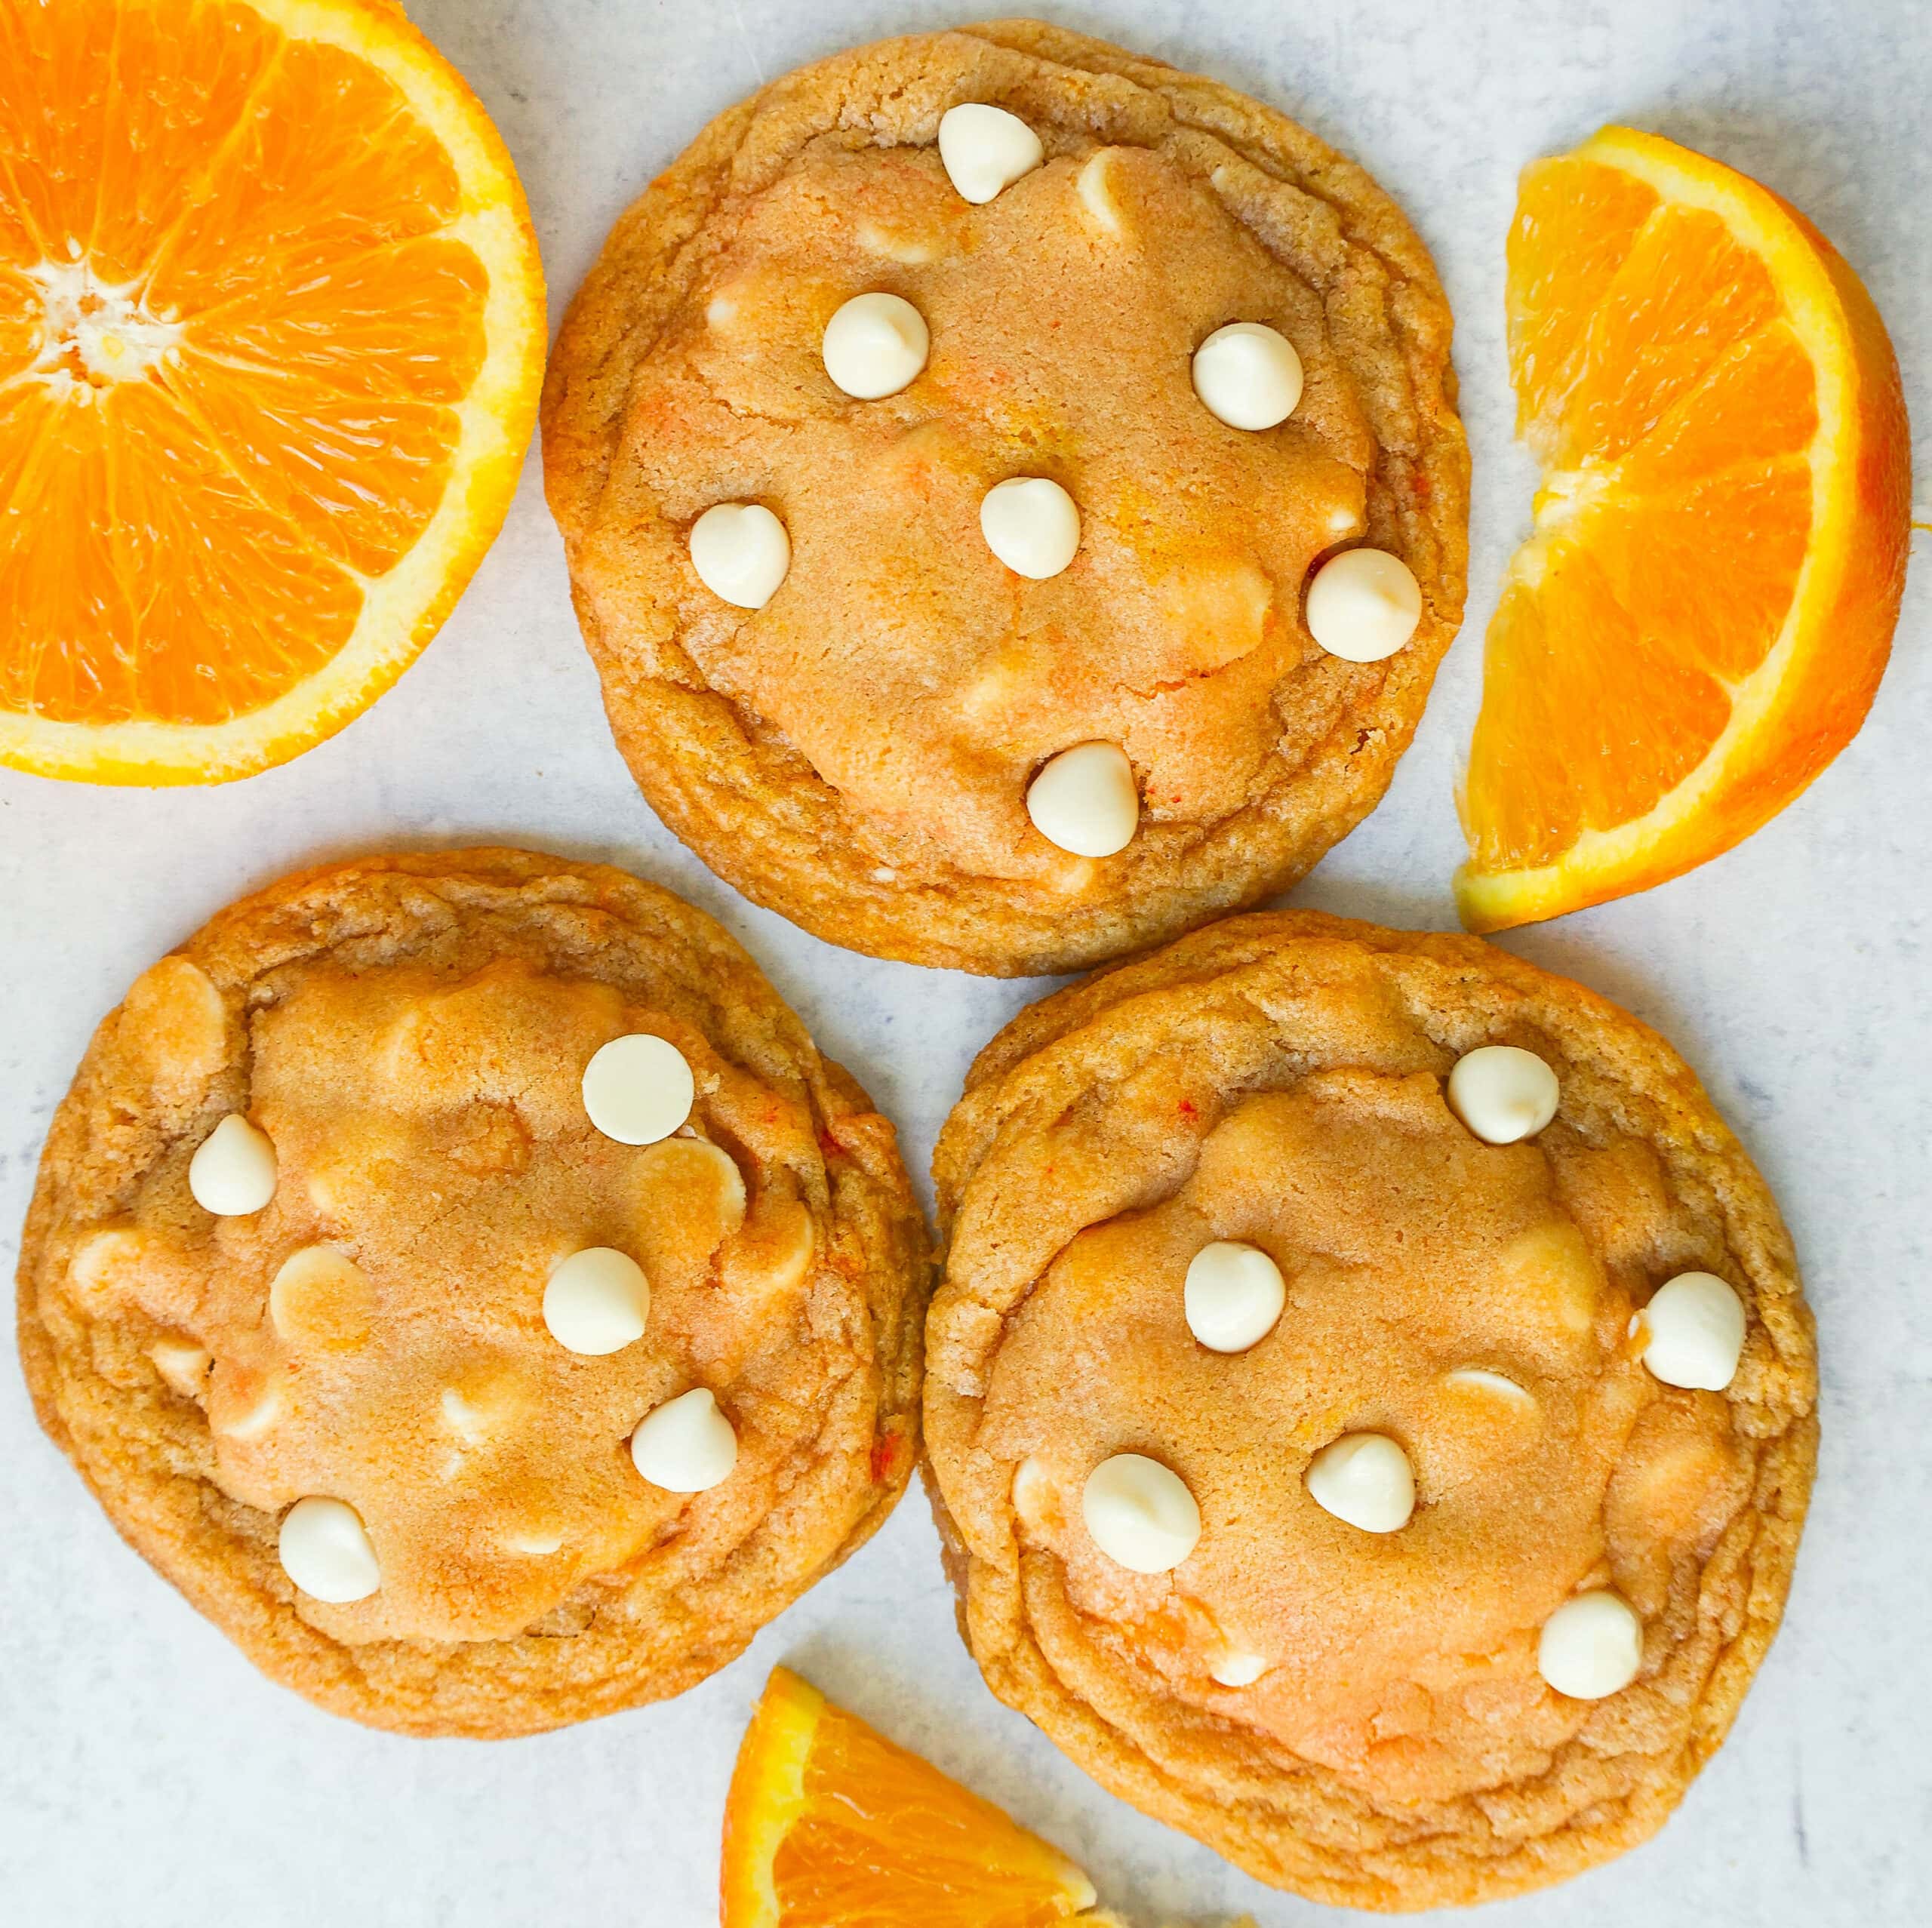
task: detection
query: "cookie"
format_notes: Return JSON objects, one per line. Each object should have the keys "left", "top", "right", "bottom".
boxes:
{"left": 543, "top": 22, "right": 1467, "bottom": 975}
{"left": 17, "top": 850, "right": 929, "bottom": 1736}
{"left": 924, "top": 912, "right": 1815, "bottom": 1907}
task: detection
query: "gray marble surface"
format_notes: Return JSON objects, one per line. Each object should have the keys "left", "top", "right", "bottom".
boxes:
{"left": 3, "top": 1, "right": 1929, "bottom": 1921}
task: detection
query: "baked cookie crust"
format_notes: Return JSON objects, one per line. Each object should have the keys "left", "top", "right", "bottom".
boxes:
{"left": 543, "top": 22, "right": 1468, "bottom": 975}
{"left": 17, "top": 849, "right": 930, "bottom": 1736}
{"left": 924, "top": 912, "right": 1815, "bottom": 1908}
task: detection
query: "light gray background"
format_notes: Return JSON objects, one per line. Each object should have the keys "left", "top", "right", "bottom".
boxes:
{"left": 3, "top": 1, "right": 1928, "bottom": 1921}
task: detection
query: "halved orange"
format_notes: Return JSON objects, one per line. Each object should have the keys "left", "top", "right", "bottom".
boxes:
{"left": 721, "top": 1665, "right": 1100, "bottom": 1928}
{"left": 0, "top": 0, "right": 544, "bottom": 783}
{"left": 1456, "top": 126, "right": 1910, "bottom": 931}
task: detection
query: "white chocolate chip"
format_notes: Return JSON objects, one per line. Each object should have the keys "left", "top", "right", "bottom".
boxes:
{"left": 69, "top": 1228, "right": 145, "bottom": 1305}
{"left": 1081, "top": 1453, "right": 1201, "bottom": 1574}
{"left": 821, "top": 291, "right": 929, "bottom": 399}
{"left": 743, "top": 1196, "right": 816, "bottom": 1296}
{"left": 1192, "top": 321, "right": 1304, "bottom": 430}
{"left": 435, "top": 1366, "right": 527, "bottom": 1454}
{"left": 582, "top": 1034, "right": 694, "bottom": 1145}
{"left": 1442, "top": 1367, "right": 1537, "bottom": 1407}
{"left": 937, "top": 103, "right": 1043, "bottom": 204}
{"left": 1635, "top": 1271, "right": 1746, "bottom": 1391}
{"left": 1447, "top": 1045, "right": 1560, "bottom": 1145}
{"left": 1011, "top": 1454, "right": 1054, "bottom": 1530}
{"left": 1211, "top": 1647, "right": 1269, "bottom": 1687}
{"left": 980, "top": 475, "right": 1080, "bottom": 579}
{"left": 635, "top": 1136, "right": 747, "bottom": 1238}
{"left": 212, "top": 1376, "right": 284, "bottom": 1441}
{"left": 1076, "top": 149, "right": 1123, "bottom": 233}
{"left": 439, "top": 1387, "right": 491, "bottom": 1448}
{"left": 123, "top": 956, "right": 227, "bottom": 1102}
{"left": 278, "top": 1496, "right": 380, "bottom": 1604}
{"left": 688, "top": 502, "right": 789, "bottom": 610}
{"left": 188, "top": 1113, "right": 277, "bottom": 1216}
{"left": 856, "top": 220, "right": 936, "bottom": 265}
{"left": 502, "top": 1526, "right": 565, "bottom": 1557}
{"left": 269, "top": 1245, "right": 373, "bottom": 1351}
{"left": 1184, "top": 1241, "right": 1286, "bottom": 1354}
{"left": 631, "top": 1387, "right": 737, "bottom": 1493}
{"left": 1304, "top": 547, "right": 1423, "bottom": 663}
{"left": 1537, "top": 1589, "right": 1642, "bottom": 1699}
{"left": 543, "top": 1247, "right": 651, "bottom": 1356}
{"left": 148, "top": 1337, "right": 211, "bottom": 1400}
{"left": 1026, "top": 742, "right": 1138, "bottom": 857}
{"left": 1305, "top": 1433, "right": 1416, "bottom": 1533}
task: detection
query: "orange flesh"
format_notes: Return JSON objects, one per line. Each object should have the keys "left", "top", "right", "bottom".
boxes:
{"left": 0, "top": 0, "right": 488, "bottom": 727}
{"left": 1470, "top": 160, "right": 1815, "bottom": 870}
{"left": 721, "top": 1667, "right": 1096, "bottom": 1928}
{"left": 1460, "top": 131, "right": 1908, "bottom": 919}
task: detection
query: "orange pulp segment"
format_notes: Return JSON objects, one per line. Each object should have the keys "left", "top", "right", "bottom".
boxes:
{"left": 0, "top": 0, "right": 544, "bottom": 782}
{"left": 721, "top": 1665, "right": 1100, "bottom": 1928}
{"left": 1456, "top": 126, "right": 1910, "bottom": 930}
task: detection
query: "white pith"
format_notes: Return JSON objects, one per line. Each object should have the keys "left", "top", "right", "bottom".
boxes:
{"left": 23, "top": 257, "right": 186, "bottom": 394}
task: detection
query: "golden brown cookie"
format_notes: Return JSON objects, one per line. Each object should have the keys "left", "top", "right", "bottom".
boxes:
{"left": 924, "top": 912, "right": 1814, "bottom": 1908}
{"left": 543, "top": 22, "right": 1467, "bottom": 975}
{"left": 17, "top": 849, "right": 929, "bottom": 1736}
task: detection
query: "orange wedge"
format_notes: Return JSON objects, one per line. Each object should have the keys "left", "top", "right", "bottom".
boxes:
{"left": 721, "top": 1665, "right": 1100, "bottom": 1928}
{"left": 0, "top": 0, "right": 544, "bottom": 783}
{"left": 1456, "top": 126, "right": 1910, "bottom": 930}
